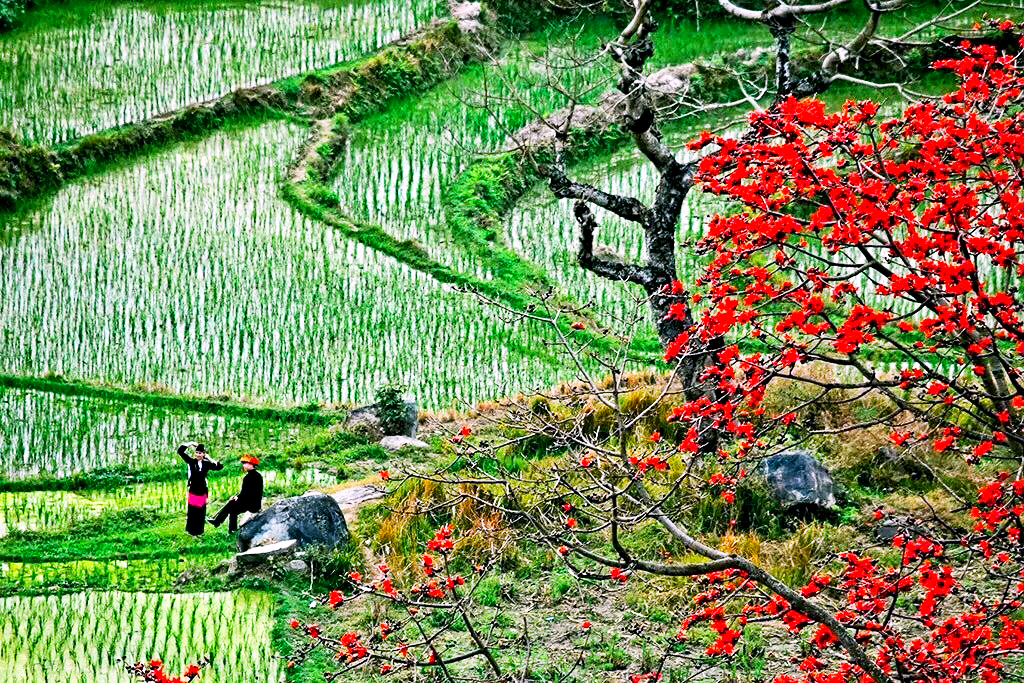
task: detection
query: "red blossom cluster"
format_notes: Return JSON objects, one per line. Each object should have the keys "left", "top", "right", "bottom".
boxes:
{"left": 659, "top": 30, "right": 1024, "bottom": 682}
{"left": 631, "top": 673, "right": 662, "bottom": 683}
{"left": 426, "top": 524, "right": 455, "bottom": 553}
{"left": 451, "top": 425, "right": 472, "bottom": 444}
{"left": 664, "top": 31, "right": 1024, "bottom": 471}
{"left": 124, "top": 658, "right": 205, "bottom": 683}
{"left": 679, "top": 572, "right": 750, "bottom": 655}
{"left": 675, "top": 475, "right": 1024, "bottom": 682}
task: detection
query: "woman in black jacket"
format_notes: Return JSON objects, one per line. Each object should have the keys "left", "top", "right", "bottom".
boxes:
{"left": 208, "top": 454, "right": 264, "bottom": 533}
{"left": 178, "top": 442, "right": 224, "bottom": 536}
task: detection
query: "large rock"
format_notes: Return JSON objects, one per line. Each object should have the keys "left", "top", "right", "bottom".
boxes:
{"left": 754, "top": 451, "right": 836, "bottom": 511}
{"left": 346, "top": 399, "right": 419, "bottom": 439}
{"left": 237, "top": 492, "right": 349, "bottom": 553}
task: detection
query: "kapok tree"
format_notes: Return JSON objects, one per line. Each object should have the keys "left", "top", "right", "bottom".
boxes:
{"left": 286, "top": 30, "right": 1024, "bottom": 683}
{"left": 540, "top": 0, "right": 937, "bottom": 357}
{"left": 270, "top": 29, "right": 1024, "bottom": 683}
{"left": 658, "top": 28, "right": 1024, "bottom": 683}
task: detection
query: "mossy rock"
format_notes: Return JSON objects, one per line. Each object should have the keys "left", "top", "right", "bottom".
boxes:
{"left": 0, "top": 128, "right": 61, "bottom": 210}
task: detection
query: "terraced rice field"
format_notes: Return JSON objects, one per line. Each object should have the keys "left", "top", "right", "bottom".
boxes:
{"left": 0, "top": 0, "right": 441, "bottom": 143}
{"left": 0, "top": 590, "right": 282, "bottom": 682}
{"left": 0, "top": 386, "right": 321, "bottom": 479}
{"left": 335, "top": 41, "right": 615, "bottom": 277}
{"left": 0, "top": 120, "right": 569, "bottom": 409}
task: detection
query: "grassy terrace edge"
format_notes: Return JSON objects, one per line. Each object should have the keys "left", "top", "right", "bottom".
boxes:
{"left": 282, "top": 13, "right": 663, "bottom": 358}
{"left": 0, "top": 373, "right": 344, "bottom": 424}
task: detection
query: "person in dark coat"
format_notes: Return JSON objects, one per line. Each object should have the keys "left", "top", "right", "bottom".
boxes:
{"left": 178, "top": 442, "right": 224, "bottom": 536}
{"left": 208, "top": 454, "right": 264, "bottom": 533}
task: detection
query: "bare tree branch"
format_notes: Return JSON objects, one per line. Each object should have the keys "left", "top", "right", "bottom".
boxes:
{"left": 717, "top": 0, "right": 852, "bottom": 22}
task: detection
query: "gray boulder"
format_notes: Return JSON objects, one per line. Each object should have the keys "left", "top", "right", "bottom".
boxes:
{"left": 346, "top": 399, "right": 419, "bottom": 439}
{"left": 754, "top": 450, "right": 836, "bottom": 511}
{"left": 237, "top": 492, "right": 350, "bottom": 553}
{"left": 285, "top": 559, "right": 309, "bottom": 573}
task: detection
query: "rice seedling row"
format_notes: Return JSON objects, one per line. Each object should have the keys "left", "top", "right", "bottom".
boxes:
{"left": 0, "top": 386, "right": 322, "bottom": 479}
{"left": 0, "top": 0, "right": 441, "bottom": 143}
{"left": 0, "top": 590, "right": 281, "bottom": 682}
{"left": 0, "top": 557, "right": 214, "bottom": 593}
{"left": 0, "top": 121, "right": 576, "bottom": 409}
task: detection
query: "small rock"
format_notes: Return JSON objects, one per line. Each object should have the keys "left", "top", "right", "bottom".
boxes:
{"left": 873, "top": 514, "right": 930, "bottom": 543}
{"left": 379, "top": 435, "right": 429, "bottom": 451}
{"left": 236, "top": 539, "right": 298, "bottom": 565}
{"left": 871, "top": 446, "right": 934, "bottom": 484}
{"left": 211, "top": 558, "right": 239, "bottom": 576}
{"left": 646, "top": 64, "right": 699, "bottom": 102}
{"left": 175, "top": 569, "right": 203, "bottom": 586}
{"left": 331, "top": 485, "right": 386, "bottom": 510}
{"left": 450, "top": 1, "right": 481, "bottom": 21}
{"left": 285, "top": 559, "right": 309, "bottom": 573}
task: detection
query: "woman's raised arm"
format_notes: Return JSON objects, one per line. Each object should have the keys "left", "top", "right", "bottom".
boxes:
{"left": 178, "top": 443, "right": 195, "bottom": 463}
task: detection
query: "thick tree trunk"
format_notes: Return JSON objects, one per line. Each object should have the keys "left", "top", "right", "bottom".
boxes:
{"left": 644, "top": 160, "right": 693, "bottom": 347}
{"left": 554, "top": 9, "right": 722, "bottom": 403}
{"left": 768, "top": 16, "right": 797, "bottom": 100}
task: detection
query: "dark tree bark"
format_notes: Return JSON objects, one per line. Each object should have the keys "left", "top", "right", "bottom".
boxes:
{"left": 768, "top": 15, "right": 797, "bottom": 100}
{"left": 542, "top": 0, "right": 912, "bottom": 353}
{"left": 546, "top": 10, "right": 698, "bottom": 351}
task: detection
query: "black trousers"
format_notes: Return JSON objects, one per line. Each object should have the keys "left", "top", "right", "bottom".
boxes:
{"left": 210, "top": 499, "right": 249, "bottom": 532}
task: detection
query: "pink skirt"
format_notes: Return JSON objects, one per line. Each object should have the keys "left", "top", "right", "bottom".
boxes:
{"left": 188, "top": 493, "right": 208, "bottom": 507}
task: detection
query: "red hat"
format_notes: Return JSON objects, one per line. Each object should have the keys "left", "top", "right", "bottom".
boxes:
{"left": 240, "top": 454, "right": 260, "bottom": 465}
